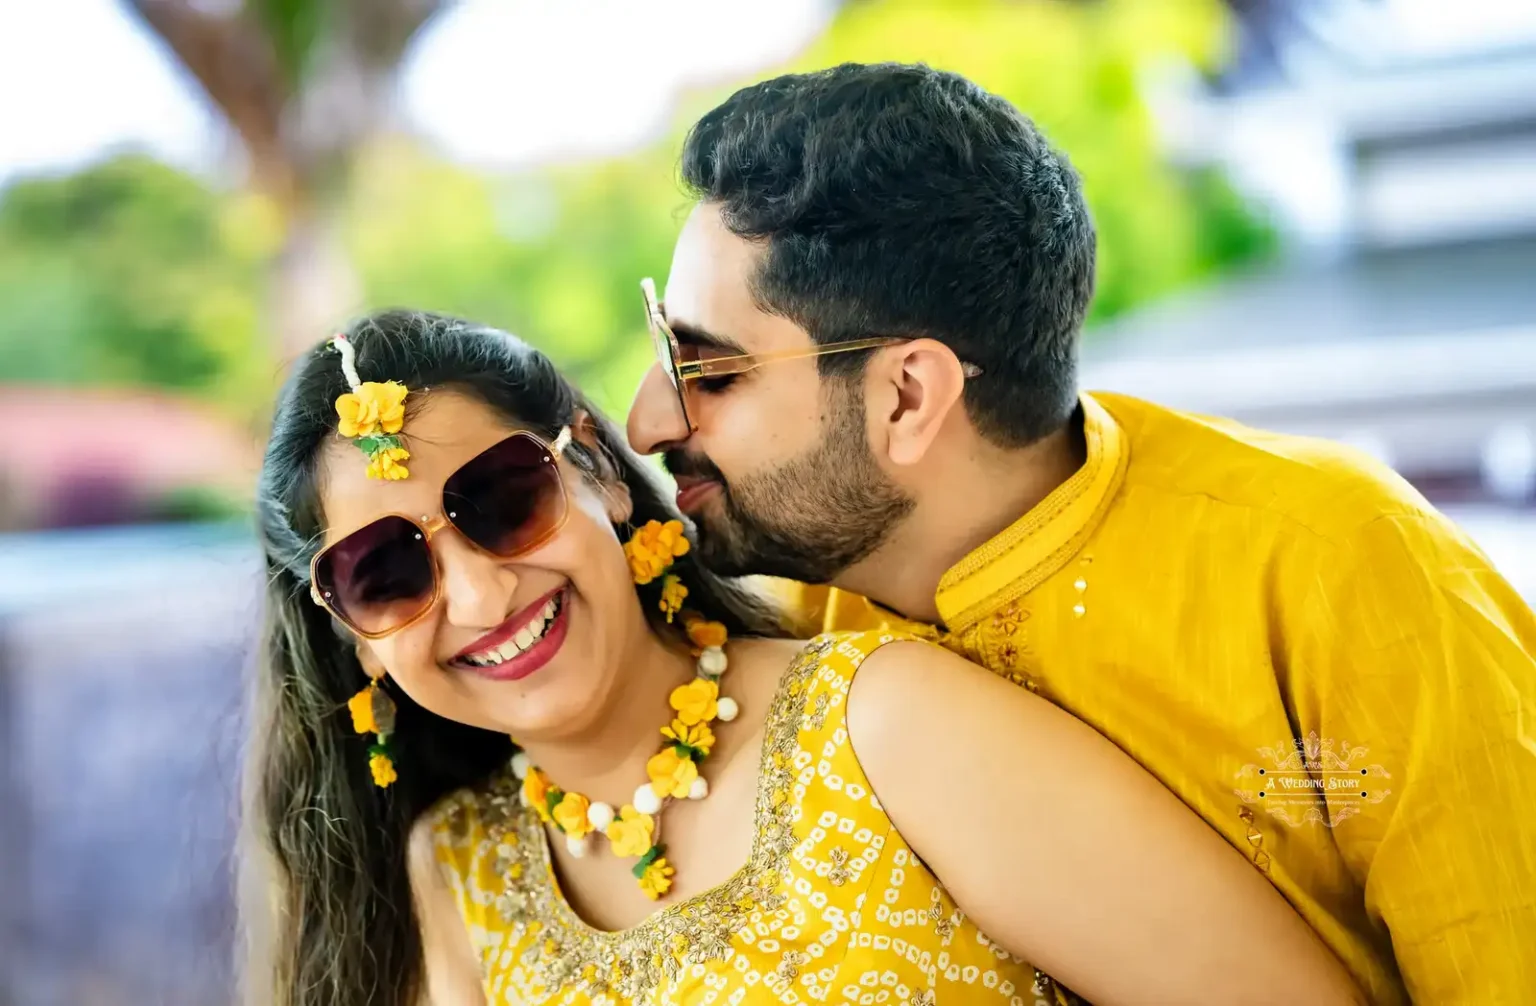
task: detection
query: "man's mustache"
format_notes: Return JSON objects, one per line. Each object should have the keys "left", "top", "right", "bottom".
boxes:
{"left": 663, "top": 450, "right": 726, "bottom": 483}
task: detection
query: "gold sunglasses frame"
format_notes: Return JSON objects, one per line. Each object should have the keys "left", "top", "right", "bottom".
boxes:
{"left": 641, "top": 277, "right": 982, "bottom": 431}
{"left": 308, "top": 427, "right": 572, "bottom": 639}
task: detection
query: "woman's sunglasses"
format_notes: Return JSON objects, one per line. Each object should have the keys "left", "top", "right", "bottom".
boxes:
{"left": 309, "top": 428, "right": 572, "bottom": 638}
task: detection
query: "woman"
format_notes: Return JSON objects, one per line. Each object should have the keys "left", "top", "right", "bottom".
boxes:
{"left": 247, "top": 309, "right": 1362, "bottom": 1006}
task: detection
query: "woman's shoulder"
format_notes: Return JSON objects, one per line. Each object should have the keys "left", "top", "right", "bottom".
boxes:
{"left": 736, "top": 629, "right": 977, "bottom": 741}
{"left": 774, "top": 629, "right": 1026, "bottom": 808}
{"left": 742, "top": 628, "right": 940, "bottom": 671}
{"left": 743, "top": 630, "right": 981, "bottom": 784}
{"left": 417, "top": 765, "right": 524, "bottom": 860}
{"left": 793, "top": 629, "right": 980, "bottom": 704}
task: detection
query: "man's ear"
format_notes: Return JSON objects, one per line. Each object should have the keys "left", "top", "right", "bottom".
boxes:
{"left": 872, "top": 339, "right": 970, "bottom": 467}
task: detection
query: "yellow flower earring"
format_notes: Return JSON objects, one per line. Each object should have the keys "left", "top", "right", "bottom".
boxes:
{"left": 347, "top": 673, "right": 398, "bottom": 789}
{"left": 329, "top": 333, "right": 412, "bottom": 480}
{"left": 623, "top": 519, "right": 692, "bottom": 621}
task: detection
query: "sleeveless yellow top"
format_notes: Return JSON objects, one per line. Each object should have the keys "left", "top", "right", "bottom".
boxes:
{"left": 428, "top": 631, "right": 1082, "bottom": 1005}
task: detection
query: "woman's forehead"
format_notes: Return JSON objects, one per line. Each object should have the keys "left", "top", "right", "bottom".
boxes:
{"left": 316, "top": 391, "right": 525, "bottom": 543}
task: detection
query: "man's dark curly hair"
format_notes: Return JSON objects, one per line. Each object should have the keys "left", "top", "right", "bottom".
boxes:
{"left": 681, "top": 62, "right": 1096, "bottom": 447}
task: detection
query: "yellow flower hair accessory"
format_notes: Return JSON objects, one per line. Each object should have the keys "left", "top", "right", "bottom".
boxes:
{"left": 330, "top": 333, "right": 411, "bottom": 480}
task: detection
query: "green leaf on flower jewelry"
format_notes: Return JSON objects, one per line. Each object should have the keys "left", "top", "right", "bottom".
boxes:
{"left": 353, "top": 434, "right": 403, "bottom": 455}
{"left": 632, "top": 843, "right": 666, "bottom": 877}
{"left": 545, "top": 789, "right": 564, "bottom": 819}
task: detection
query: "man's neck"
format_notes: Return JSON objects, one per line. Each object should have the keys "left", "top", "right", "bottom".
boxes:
{"left": 835, "top": 415, "right": 1088, "bottom": 626}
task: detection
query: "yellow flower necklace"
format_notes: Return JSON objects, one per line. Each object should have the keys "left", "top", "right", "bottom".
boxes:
{"left": 514, "top": 608, "right": 735, "bottom": 900}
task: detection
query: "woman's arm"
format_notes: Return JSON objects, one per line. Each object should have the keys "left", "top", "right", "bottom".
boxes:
{"left": 847, "top": 641, "right": 1363, "bottom": 1006}
{"left": 407, "top": 819, "right": 488, "bottom": 1006}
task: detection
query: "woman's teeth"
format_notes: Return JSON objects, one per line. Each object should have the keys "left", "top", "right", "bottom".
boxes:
{"left": 463, "top": 595, "right": 561, "bottom": 667}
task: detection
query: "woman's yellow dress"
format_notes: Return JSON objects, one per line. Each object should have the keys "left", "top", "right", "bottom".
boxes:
{"left": 428, "top": 631, "right": 1081, "bottom": 1005}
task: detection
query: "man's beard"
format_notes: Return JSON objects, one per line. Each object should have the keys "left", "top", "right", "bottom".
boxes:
{"left": 666, "top": 389, "right": 914, "bottom": 583}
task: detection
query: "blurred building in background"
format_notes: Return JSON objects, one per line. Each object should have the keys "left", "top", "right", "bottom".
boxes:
{"left": 0, "top": 1, "right": 1533, "bottom": 1004}
{"left": 1083, "top": 1, "right": 1536, "bottom": 597}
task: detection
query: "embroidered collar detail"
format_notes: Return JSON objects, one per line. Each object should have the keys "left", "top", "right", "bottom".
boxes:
{"left": 935, "top": 393, "right": 1128, "bottom": 632}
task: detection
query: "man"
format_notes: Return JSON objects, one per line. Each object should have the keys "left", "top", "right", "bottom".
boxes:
{"left": 626, "top": 63, "right": 1536, "bottom": 1003}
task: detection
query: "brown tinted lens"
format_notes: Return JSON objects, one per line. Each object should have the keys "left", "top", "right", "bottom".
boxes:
{"left": 442, "top": 433, "right": 567, "bottom": 557}
{"left": 314, "top": 515, "right": 436, "bottom": 635}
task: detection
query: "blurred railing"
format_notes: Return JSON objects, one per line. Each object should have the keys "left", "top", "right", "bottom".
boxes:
{"left": 0, "top": 523, "right": 259, "bottom": 1006}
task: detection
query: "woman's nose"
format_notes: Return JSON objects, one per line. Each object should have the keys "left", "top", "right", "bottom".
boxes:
{"left": 436, "top": 531, "right": 520, "bottom": 630}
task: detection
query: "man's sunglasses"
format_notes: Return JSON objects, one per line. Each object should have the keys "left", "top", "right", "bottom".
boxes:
{"left": 309, "top": 428, "right": 572, "bottom": 638}
{"left": 642, "top": 277, "right": 981, "bottom": 433}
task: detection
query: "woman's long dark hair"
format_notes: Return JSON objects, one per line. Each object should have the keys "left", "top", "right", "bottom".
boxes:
{"left": 244, "top": 310, "right": 784, "bottom": 1006}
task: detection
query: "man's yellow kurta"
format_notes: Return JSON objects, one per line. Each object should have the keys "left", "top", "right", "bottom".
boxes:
{"left": 780, "top": 391, "right": 1536, "bottom": 1005}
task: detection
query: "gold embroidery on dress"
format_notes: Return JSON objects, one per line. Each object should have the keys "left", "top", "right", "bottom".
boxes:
{"left": 929, "top": 888, "right": 956, "bottom": 944}
{"left": 803, "top": 691, "right": 830, "bottom": 731}
{"left": 1033, "top": 968, "right": 1090, "bottom": 1006}
{"left": 827, "top": 845, "right": 852, "bottom": 887}
{"left": 451, "top": 635, "right": 838, "bottom": 1000}
{"left": 776, "top": 949, "right": 808, "bottom": 982}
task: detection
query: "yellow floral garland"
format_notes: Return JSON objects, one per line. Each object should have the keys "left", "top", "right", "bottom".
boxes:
{"left": 510, "top": 611, "right": 735, "bottom": 900}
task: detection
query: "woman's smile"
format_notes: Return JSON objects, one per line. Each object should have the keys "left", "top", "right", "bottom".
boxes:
{"left": 449, "top": 585, "right": 570, "bottom": 681}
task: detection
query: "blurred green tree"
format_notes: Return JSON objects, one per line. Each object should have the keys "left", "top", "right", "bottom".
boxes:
{"left": 794, "top": 0, "right": 1274, "bottom": 321}
{"left": 341, "top": 140, "right": 681, "bottom": 415}
{"left": 0, "top": 155, "right": 263, "bottom": 398}
{"left": 126, "top": 0, "right": 447, "bottom": 357}
{"left": 1, "top": 0, "right": 1274, "bottom": 428}
{"left": 336, "top": 0, "right": 1274, "bottom": 416}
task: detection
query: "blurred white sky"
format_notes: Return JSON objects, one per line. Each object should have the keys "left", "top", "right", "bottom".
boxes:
{"left": 1, "top": 0, "right": 1534, "bottom": 184}
{"left": 1334, "top": 0, "right": 1536, "bottom": 58}
{"left": 0, "top": 0, "right": 831, "bottom": 183}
